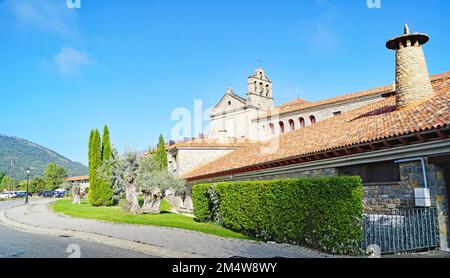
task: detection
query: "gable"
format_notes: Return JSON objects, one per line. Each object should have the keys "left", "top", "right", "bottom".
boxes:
{"left": 213, "top": 92, "right": 246, "bottom": 114}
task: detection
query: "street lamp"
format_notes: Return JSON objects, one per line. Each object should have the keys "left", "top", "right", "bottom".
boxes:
{"left": 25, "top": 168, "right": 30, "bottom": 205}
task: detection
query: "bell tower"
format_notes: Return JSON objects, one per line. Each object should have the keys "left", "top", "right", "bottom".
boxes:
{"left": 246, "top": 68, "right": 274, "bottom": 110}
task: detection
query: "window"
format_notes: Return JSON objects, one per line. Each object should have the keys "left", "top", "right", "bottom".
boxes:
{"left": 228, "top": 101, "right": 232, "bottom": 106}
{"left": 338, "top": 161, "right": 400, "bottom": 184}
{"left": 279, "top": 121, "right": 285, "bottom": 134}
{"left": 269, "top": 123, "right": 275, "bottom": 135}
{"left": 288, "top": 119, "right": 295, "bottom": 131}
{"left": 333, "top": 111, "right": 342, "bottom": 117}
{"left": 309, "top": 115, "right": 316, "bottom": 125}
{"left": 299, "top": 117, "right": 305, "bottom": 128}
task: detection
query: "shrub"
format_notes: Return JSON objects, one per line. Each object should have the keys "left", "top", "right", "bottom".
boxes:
{"left": 138, "top": 195, "right": 145, "bottom": 207}
{"left": 192, "top": 183, "right": 214, "bottom": 222}
{"left": 192, "top": 177, "right": 363, "bottom": 255}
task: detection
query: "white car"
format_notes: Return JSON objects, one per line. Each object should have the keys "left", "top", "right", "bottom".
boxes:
{"left": 0, "top": 192, "right": 10, "bottom": 199}
{"left": 0, "top": 192, "right": 17, "bottom": 199}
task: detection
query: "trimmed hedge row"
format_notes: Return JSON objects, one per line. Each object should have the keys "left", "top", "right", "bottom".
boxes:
{"left": 192, "top": 177, "right": 363, "bottom": 255}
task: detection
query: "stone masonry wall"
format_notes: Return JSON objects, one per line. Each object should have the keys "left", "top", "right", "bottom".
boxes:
{"left": 362, "top": 161, "right": 449, "bottom": 249}
{"left": 395, "top": 43, "right": 434, "bottom": 108}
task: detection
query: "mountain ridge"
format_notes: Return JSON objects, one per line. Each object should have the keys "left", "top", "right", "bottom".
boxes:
{"left": 0, "top": 134, "right": 87, "bottom": 180}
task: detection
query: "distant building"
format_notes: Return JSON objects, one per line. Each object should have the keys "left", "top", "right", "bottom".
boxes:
{"left": 66, "top": 176, "right": 89, "bottom": 193}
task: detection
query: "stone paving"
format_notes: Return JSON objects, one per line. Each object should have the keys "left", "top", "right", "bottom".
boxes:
{"left": 2, "top": 199, "right": 332, "bottom": 258}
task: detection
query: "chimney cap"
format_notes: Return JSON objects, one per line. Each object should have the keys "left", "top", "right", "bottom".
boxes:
{"left": 386, "top": 24, "right": 429, "bottom": 50}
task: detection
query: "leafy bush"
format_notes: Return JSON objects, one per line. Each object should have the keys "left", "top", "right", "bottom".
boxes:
{"left": 192, "top": 183, "right": 214, "bottom": 222}
{"left": 138, "top": 195, "right": 145, "bottom": 207}
{"left": 192, "top": 177, "right": 363, "bottom": 255}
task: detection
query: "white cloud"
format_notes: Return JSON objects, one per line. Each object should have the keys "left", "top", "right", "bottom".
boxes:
{"left": 4, "top": 0, "right": 80, "bottom": 39}
{"left": 54, "top": 47, "right": 92, "bottom": 75}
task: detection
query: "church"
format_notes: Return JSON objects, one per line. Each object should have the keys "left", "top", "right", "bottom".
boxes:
{"left": 167, "top": 25, "right": 450, "bottom": 251}
{"left": 167, "top": 66, "right": 391, "bottom": 177}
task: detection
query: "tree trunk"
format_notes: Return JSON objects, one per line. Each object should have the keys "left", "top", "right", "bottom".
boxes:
{"left": 149, "top": 197, "right": 161, "bottom": 214}
{"left": 72, "top": 191, "right": 81, "bottom": 205}
{"left": 142, "top": 190, "right": 165, "bottom": 214}
{"left": 141, "top": 192, "right": 153, "bottom": 213}
{"left": 125, "top": 183, "right": 140, "bottom": 214}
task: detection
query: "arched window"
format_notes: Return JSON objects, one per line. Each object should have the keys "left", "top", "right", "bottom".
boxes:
{"left": 299, "top": 117, "right": 305, "bottom": 128}
{"left": 279, "top": 121, "right": 285, "bottom": 134}
{"left": 288, "top": 119, "right": 295, "bottom": 131}
{"left": 310, "top": 115, "right": 316, "bottom": 125}
{"left": 269, "top": 123, "right": 275, "bottom": 135}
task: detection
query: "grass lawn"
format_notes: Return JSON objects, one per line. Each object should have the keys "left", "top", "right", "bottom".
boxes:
{"left": 52, "top": 199, "right": 249, "bottom": 240}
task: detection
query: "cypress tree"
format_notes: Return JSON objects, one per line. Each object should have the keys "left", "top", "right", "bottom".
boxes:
{"left": 89, "top": 129, "right": 102, "bottom": 206}
{"left": 102, "top": 125, "right": 112, "bottom": 162}
{"left": 154, "top": 134, "right": 168, "bottom": 170}
{"left": 98, "top": 125, "right": 113, "bottom": 206}
{"left": 88, "top": 130, "right": 94, "bottom": 194}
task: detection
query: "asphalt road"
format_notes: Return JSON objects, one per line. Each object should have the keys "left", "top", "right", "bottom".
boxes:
{"left": 0, "top": 199, "right": 155, "bottom": 258}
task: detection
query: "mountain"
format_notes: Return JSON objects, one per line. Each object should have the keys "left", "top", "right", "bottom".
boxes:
{"left": 0, "top": 135, "right": 88, "bottom": 180}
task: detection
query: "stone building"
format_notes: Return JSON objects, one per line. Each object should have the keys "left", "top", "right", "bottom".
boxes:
{"left": 181, "top": 25, "right": 450, "bottom": 251}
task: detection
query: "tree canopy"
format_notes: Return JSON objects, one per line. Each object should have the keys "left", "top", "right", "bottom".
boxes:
{"left": 43, "top": 163, "right": 68, "bottom": 190}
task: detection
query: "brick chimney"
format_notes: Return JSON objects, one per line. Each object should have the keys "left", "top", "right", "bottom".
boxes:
{"left": 386, "top": 24, "right": 434, "bottom": 108}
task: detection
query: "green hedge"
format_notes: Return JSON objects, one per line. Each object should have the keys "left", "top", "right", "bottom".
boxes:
{"left": 192, "top": 183, "right": 214, "bottom": 222}
{"left": 192, "top": 177, "right": 363, "bottom": 255}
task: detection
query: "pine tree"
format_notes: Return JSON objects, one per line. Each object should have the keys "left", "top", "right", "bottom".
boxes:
{"left": 154, "top": 134, "right": 168, "bottom": 170}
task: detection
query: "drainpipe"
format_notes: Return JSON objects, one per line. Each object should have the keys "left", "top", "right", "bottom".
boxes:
{"left": 394, "top": 157, "right": 428, "bottom": 188}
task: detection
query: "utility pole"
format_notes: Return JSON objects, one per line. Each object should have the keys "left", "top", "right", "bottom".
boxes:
{"left": 9, "top": 158, "right": 13, "bottom": 193}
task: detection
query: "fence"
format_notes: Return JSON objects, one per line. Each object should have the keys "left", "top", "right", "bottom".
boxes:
{"left": 362, "top": 208, "right": 440, "bottom": 254}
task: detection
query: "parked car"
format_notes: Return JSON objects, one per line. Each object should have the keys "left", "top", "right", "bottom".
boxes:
{"left": 0, "top": 192, "right": 17, "bottom": 199}
{"left": 54, "top": 190, "right": 70, "bottom": 198}
{"left": 14, "top": 191, "right": 33, "bottom": 198}
{"left": 0, "top": 192, "right": 9, "bottom": 199}
{"left": 39, "top": 191, "right": 55, "bottom": 198}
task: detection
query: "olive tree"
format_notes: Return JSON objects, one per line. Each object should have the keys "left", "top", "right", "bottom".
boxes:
{"left": 63, "top": 181, "right": 81, "bottom": 205}
{"left": 136, "top": 155, "right": 185, "bottom": 214}
{"left": 98, "top": 150, "right": 141, "bottom": 214}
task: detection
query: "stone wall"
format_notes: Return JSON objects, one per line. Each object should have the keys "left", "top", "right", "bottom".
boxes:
{"left": 362, "top": 161, "right": 449, "bottom": 250}
{"left": 395, "top": 43, "right": 434, "bottom": 108}
{"left": 174, "top": 148, "right": 234, "bottom": 176}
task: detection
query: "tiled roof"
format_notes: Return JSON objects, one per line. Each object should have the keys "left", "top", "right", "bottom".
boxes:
{"left": 257, "top": 72, "right": 450, "bottom": 120}
{"left": 184, "top": 72, "right": 450, "bottom": 181}
{"left": 277, "top": 98, "right": 309, "bottom": 110}
{"left": 66, "top": 176, "right": 89, "bottom": 182}
{"left": 168, "top": 138, "right": 255, "bottom": 150}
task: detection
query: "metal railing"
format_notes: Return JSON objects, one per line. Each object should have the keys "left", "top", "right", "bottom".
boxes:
{"left": 362, "top": 208, "right": 440, "bottom": 254}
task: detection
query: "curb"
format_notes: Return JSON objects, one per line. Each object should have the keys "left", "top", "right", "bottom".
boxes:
{"left": 0, "top": 204, "right": 204, "bottom": 258}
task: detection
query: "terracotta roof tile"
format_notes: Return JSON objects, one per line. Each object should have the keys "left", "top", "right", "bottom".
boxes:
{"left": 257, "top": 72, "right": 450, "bottom": 119}
{"left": 184, "top": 72, "right": 450, "bottom": 181}
{"left": 168, "top": 138, "right": 255, "bottom": 150}
{"left": 66, "top": 176, "right": 89, "bottom": 182}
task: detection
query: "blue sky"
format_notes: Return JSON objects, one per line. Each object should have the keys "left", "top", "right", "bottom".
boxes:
{"left": 0, "top": 0, "right": 449, "bottom": 166}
